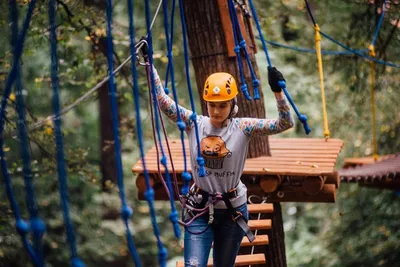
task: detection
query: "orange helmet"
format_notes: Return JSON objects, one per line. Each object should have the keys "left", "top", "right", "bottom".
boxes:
{"left": 203, "top": 72, "right": 238, "bottom": 102}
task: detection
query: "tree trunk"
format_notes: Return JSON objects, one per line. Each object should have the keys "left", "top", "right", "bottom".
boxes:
{"left": 183, "top": 1, "right": 286, "bottom": 266}
{"left": 92, "top": 37, "right": 118, "bottom": 190}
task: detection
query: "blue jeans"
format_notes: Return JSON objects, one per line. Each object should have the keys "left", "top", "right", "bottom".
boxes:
{"left": 183, "top": 203, "right": 248, "bottom": 267}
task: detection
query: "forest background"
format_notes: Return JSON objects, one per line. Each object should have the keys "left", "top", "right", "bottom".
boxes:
{"left": 0, "top": 0, "right": 399, "bottom": 266}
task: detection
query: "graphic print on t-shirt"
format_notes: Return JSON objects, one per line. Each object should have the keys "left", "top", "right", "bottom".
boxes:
{"left": 200, "top": 136, "right": 232, "bottom": 169}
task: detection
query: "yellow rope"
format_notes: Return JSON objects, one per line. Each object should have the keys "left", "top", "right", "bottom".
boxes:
{"left": 314, "top": 24, "right": 330, "bottom": 140}
{"left": 368, "top": 44, "right": 379, "bottom": 161}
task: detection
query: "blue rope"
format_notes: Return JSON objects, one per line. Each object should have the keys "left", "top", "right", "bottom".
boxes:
{"left": 177, "top": 0, "right": 206, "bottom": 181}
{"left": 107, "top": 1, "right": 142, "bottom": 266}
{"left": 10, "top": 1, "right": 46, "bottom": 265}
{"left": 371, "top": 0, "right": 388, "bottom": 47}
{"left": 320, "top": 30, "right": 400, "bottom": 68}
{"left": 258, "top": 37, "right": 368, "bottom": 55}
{"left": 226, "top": 0, "right": 251, "bottom": 100}
{"left": 0, "top": 1, "right": 41, "bottom": 266}
{"left": 144, "top": 0, "right": 169, "bottom": 266}
{"left": 49, "top": 1, "right": 85, "bottom": 266}
{"left": 248, "top": 0, "right": 311, "bottom": 134}
{"left": 163, "top": 0, "right": 177, "bottom": 95}
{"left": 157, "top": 0, "right": 181, "bottom": 239}
{"left": 227, "top": 0, "right": 260, "bottom": 99}
{"left": 303, "top": 0, "right": 399, "bottom": 69}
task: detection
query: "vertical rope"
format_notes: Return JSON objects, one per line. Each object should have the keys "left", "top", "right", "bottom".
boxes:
{"left": 146, "top": 0, "right": 181, "bottom": 239}
{"left": 1, "top": 1, "right": 41, "bottom": 266}
{"left": 226, "top": 0, "right": 251, "bottom": 100}
{"left": 227, "top": 0, "right": 260, "bottom": 99}
{"left": 163, "top": 0, "right": 177, "bottom": 95}
{"left": 177, "top": 0, "right": 206, "bottom": 181}
{"left": 10, "top": 1, "right": 45, "bottom": 265}
{"left": 48, "top": 1, "right": 85, "bottom": 266}
{"left": 314, "top": 24, "right": 330, "bottom": 139}
{"left": 247, "top": 0, "right": 310, "bottom": 134}
{"left": 144, "top": 0, "right": 169, "bottom": 266}
{"left": 368, "top": 45, "right": 378, "bottom": 161}
{"left": 371, "top": 0, "right": 388, "bottom": 47}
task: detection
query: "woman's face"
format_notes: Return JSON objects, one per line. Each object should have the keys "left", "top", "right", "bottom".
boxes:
{"left": 207, "top": 101, "right": 232, "bottom": 126}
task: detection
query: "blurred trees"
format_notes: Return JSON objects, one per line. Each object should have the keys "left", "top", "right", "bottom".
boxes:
{"left": 0, "top": 0, "right": 399, "bottom": 266}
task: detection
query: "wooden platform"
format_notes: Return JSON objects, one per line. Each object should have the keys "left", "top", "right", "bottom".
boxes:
{"left": 339, "top": 154, "right": 400, "bottom": 190}
{"left": 176, "top": 203, "right": 273, "bottom": 267}
{"left": 132, "top": 138, "right": 344, "bottom": 203}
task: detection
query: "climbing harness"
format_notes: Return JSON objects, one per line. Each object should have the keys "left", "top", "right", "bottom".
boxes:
{"left": 247, "top": 0, "right": 311, "bottom": 135}
{"left": 184, "top": 184, "right": 255, "bottom": 242}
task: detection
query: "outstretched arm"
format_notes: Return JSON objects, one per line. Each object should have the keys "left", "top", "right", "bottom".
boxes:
{"left": 236, "top": 92, "right": 294, "bottom": 137}
{"left": 152, "top": 67, "right": 195, "bottom": 130}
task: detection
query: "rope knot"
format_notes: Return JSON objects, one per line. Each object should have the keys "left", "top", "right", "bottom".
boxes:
{"left": 252, "top": 79, "right": 260, "bottom": 88}
{"left": 234, "top": 46, "right": 240, "bottom": 53}
{"left": 71, "top": 257, "right": 86, "bottom": 267}
{"left": 121, "top": 205, "right": 133, "bottom": 220}
{"left": 144, "top": 188, "right": 155, "bottom": 201}
{"left": 160, "top": 156, "right": 167, "bottom": 166}
{"left": 176, "top": 121, "right": 186, "bottom": 131}
{"left": 189, "top": 112, "right": 197, "bottom": 121}
{"left": 167, "top": 52, "right": 173, "bottom": 58}
{"left": 16, "top": 219, "right": 30, "bottom": 235}
{"left": 240, "top": 84, "right": 252, "bottom": 100}
{"left": 196, "top": 156, "right": 205, "bottom": 166}
{"left": 239, "top": 40, "right": 246, "bottom": 48}
{"left": 164, "top": 87, "right": 170, "bottom": 94}
{"left": 30, "top": 218, "right": 46, "bottom": 238}
{"left": 169, "top": 210, "right": 179, "bottom": 223}
{"left": 368, "top": 44, "right": 376, "bottom": 57}
{"left": 299, "top": 114, "right": 308, "bottom": 123}
{"left": 182, "top": 172, "right": 192, "bottom": 182}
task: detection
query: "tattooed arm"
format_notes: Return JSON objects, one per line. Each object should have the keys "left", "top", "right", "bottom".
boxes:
{"left": 235, "top": 93, "right": 294, "bottom": 137}
{"left": 152, "top": 67, "right": 196, "bottom": 130}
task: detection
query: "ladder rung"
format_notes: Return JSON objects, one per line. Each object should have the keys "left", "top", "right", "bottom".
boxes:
{"left": 176, "top": 253, "right": 266, "bottom": 267}
{"left": 248, "top": 219, "right": 271, "bottom": 230}
{"left": 248, "top": 203, "right": 274, "bottom": 213}
{"left": 241, "top": 234, "right": 269, "bottom": 247}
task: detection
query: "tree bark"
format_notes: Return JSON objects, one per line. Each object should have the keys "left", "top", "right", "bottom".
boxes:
{"left": 93, "top": 37, "right": 118, "bottom": 190}
{"left": 183, "top": 1, "right": 286, "bottom": 266}
{"left": 183, "top": 0, "right": 270, "bottom": 158}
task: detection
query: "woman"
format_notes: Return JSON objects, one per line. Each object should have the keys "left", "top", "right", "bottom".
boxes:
{"left": 152, "top": 65, "right": 294, "bottom": 267}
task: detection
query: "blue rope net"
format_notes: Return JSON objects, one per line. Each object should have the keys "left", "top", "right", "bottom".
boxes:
{"left": 227, "top": 0, "right": 260, "bottom": 100}
{"left": 1, "top": 1, "right": 43, "bottom": 266}
{"left": 248, "top": 0, "right": 311, "bottom": 134}
{"left": 49, "top": 1, "right": 85, "bottom": 266}
{"left": 106, "top": 0, "right": 143, "bottom": 266}
{"left": 144, "top": 0, "right": 169, "bottom": 266}
{"left": 177, "top": 0, "right": 206, "bottom": 181}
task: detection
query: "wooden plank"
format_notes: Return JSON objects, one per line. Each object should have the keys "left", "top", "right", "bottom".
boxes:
{"left": 342, "top": 154, "right": 395, "bottom": 168}
{"left": 240, "top": 235, "right": 269, "bottom": 247}
{"left": 176, "top": 253, "right": 266, "bottom": 267}
{"left": 248, "top": 219, "right": 271, "bottom": 230}
{"left": 247, "top": 203, "right": 273, "bottom": 213}
{"left": 209, "top": 235, "right": 269, "bottom": 248}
